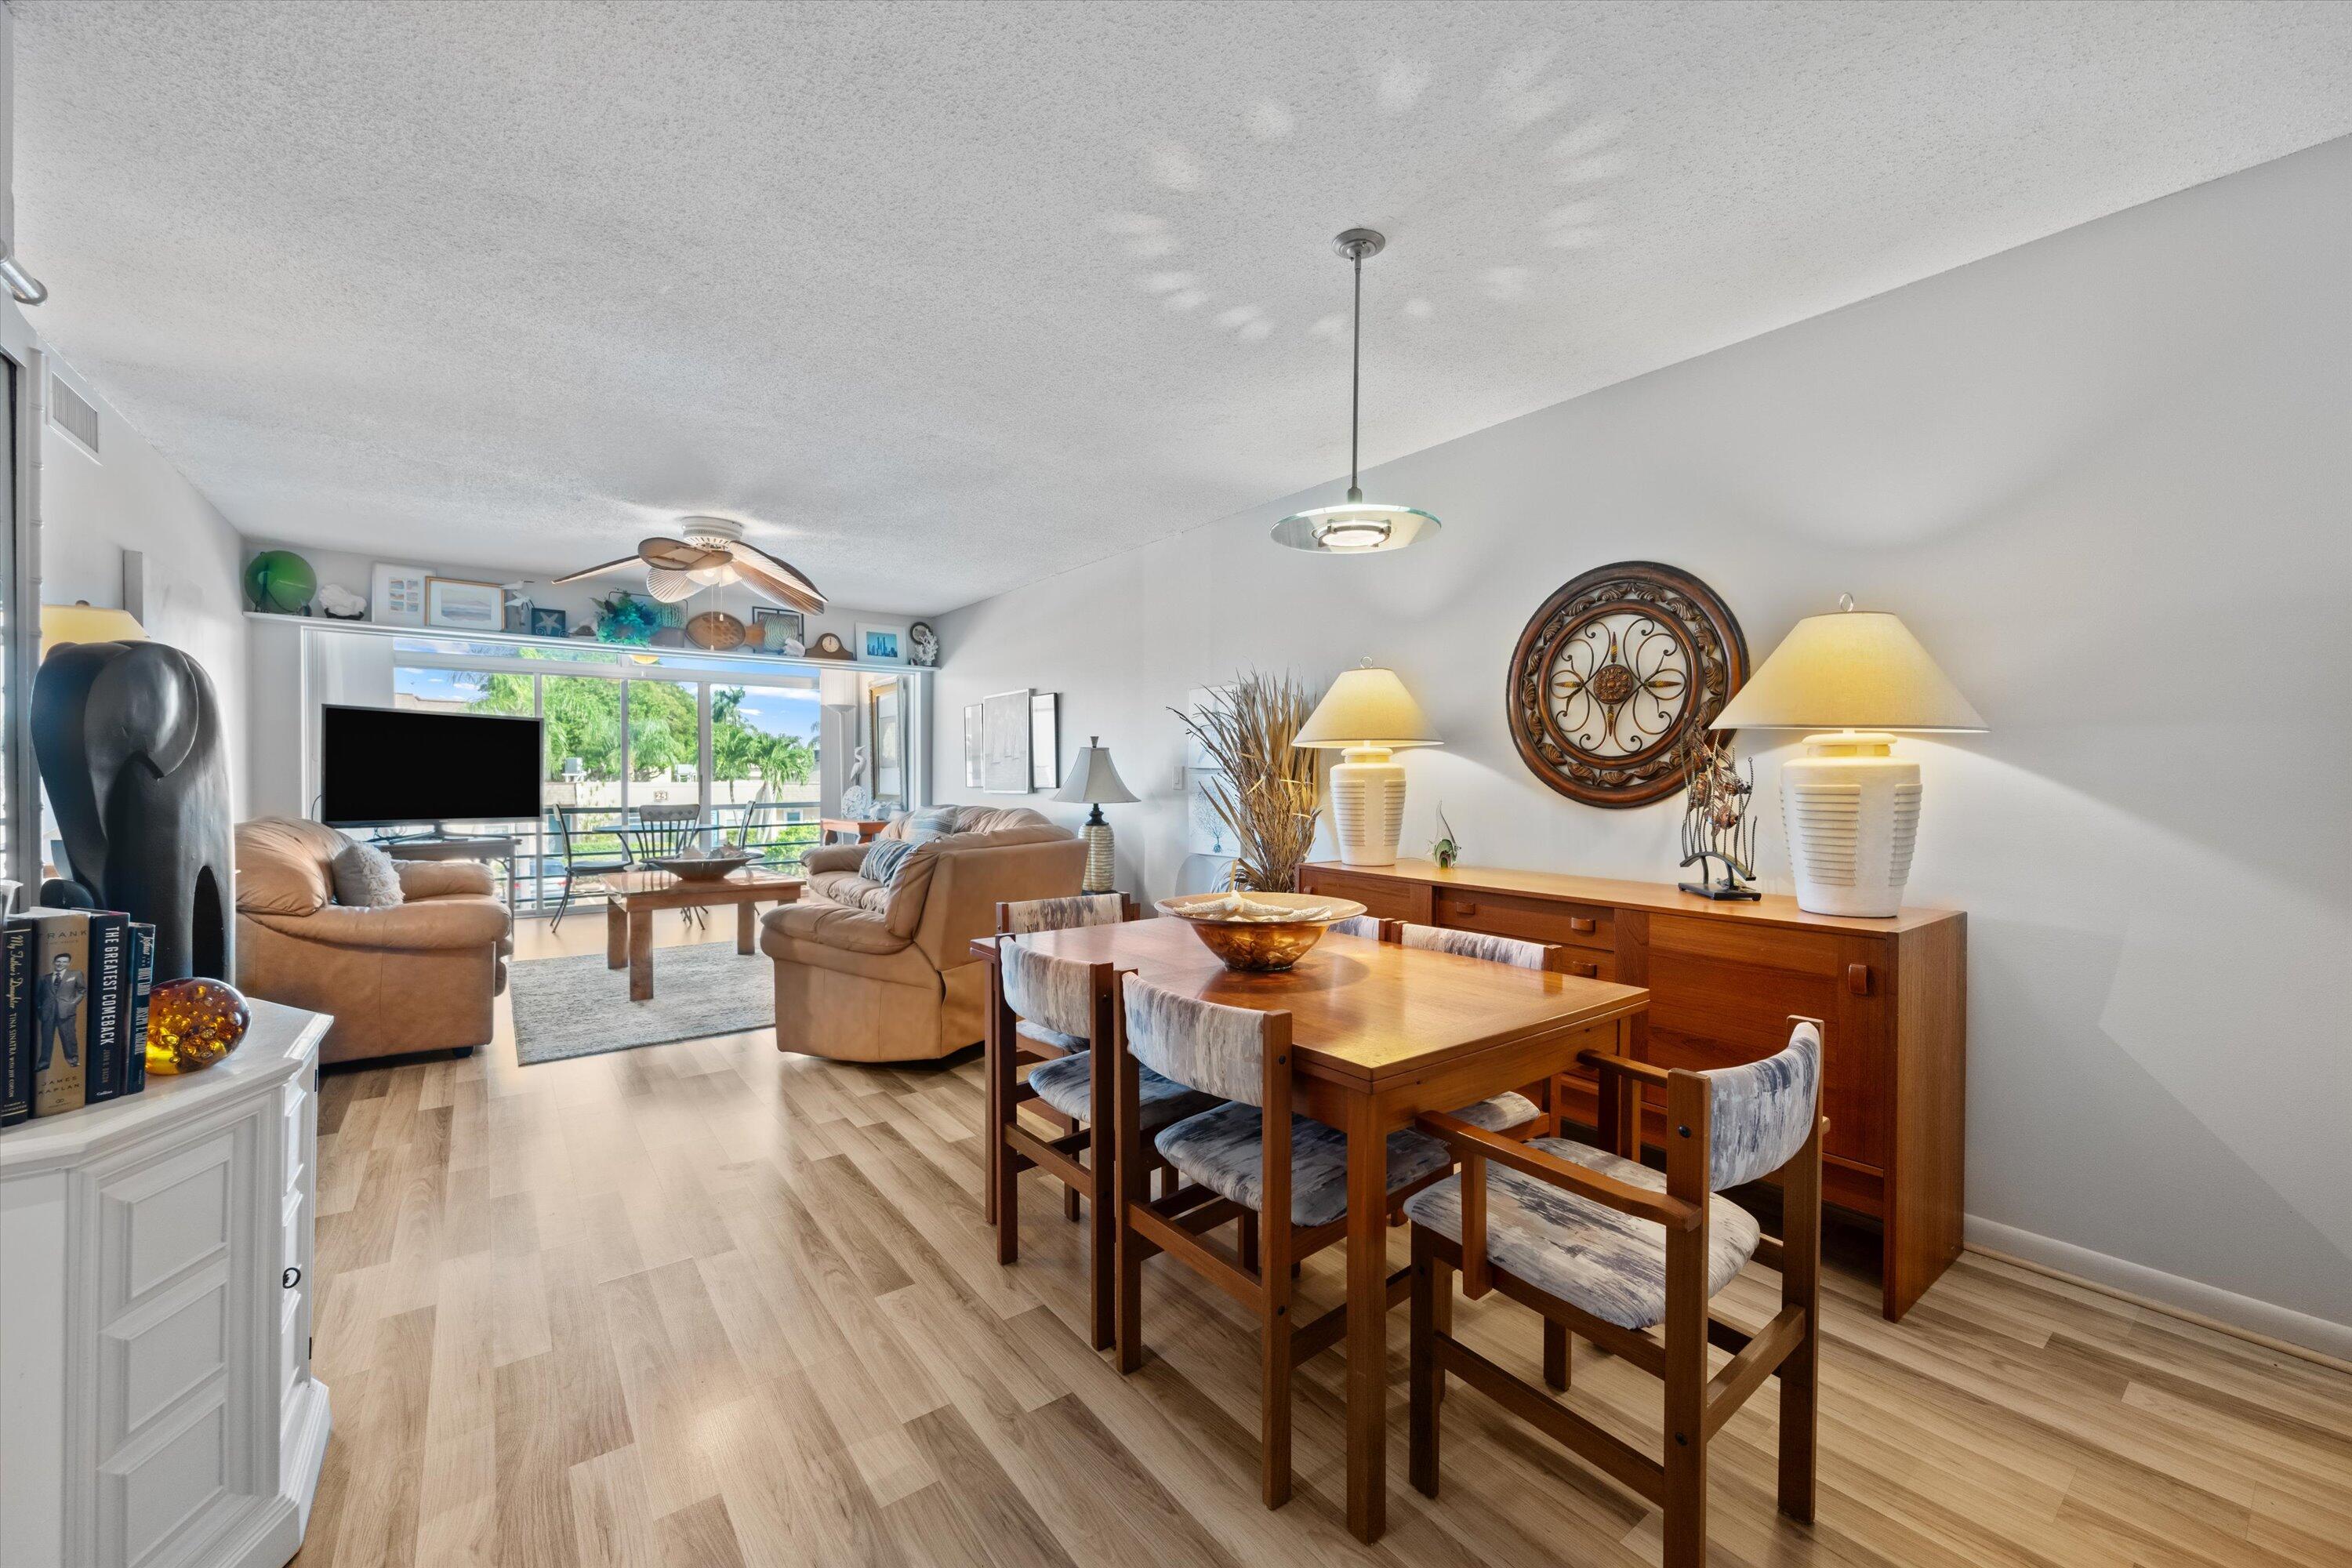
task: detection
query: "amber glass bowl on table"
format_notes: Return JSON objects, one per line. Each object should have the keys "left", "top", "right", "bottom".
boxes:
{"left": 1154, "top": 890, "right": 1369, "bottom": 971}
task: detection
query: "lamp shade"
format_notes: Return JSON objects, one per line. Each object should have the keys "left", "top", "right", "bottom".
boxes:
{"left": 1710, "top": 608, "right": 1985, "bottom": 733}
{"left": 41, "top": 601, "right": 147, "bottom": 659}
{"left": 1294, "top": 666, "right": 1442, "bottom": 750}
{"left": 1054, "top": 737, "right": 1138, "bottom": 804}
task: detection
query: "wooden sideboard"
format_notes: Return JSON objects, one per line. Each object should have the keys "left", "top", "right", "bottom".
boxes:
{"left": 1300, "top": 858, "right": 1965, "bottom": 1319}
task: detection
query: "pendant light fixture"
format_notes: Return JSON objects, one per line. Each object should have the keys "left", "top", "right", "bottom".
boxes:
{"left": 1271, "top": 227, "right": 1442, "bottom": 554}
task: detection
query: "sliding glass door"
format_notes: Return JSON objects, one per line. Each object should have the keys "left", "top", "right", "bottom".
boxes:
{"left": 385, "top": 637, "right": 842, "bottom": 913}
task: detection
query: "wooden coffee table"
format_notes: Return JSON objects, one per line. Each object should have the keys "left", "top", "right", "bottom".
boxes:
{"left": 592, "top": 866, "right": 804, "bottom": 1001}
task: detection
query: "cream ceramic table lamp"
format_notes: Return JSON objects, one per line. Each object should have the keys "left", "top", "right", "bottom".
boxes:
{"left": 1710, "top": 598, "right": 1984, "bottom": 917}
{"left": 1054, "top": 736, "right": 1138, "bottom": 895}
{"left": 1294, "top": 665, "right": 1440, "bottom": 867}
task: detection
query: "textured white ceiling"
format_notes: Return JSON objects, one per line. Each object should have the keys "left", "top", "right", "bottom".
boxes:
{"left": 14, "top": 1, "right": 2352, "bottom": 614}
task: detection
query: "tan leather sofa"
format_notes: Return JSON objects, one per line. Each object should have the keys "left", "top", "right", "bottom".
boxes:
{"left": 234, "top": 817, "right": 512, "bottom": 1065}
{"left": 761, "top": 806, "right": 1083, "bottom": 1062}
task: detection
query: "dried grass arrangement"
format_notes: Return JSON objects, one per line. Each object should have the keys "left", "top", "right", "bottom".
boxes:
{"left": 1174, "top": 672, "right": 1323, "bottom": 893}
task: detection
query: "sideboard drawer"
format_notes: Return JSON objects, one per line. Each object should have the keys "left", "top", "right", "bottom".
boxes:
{"left": 1649, "top": 912, "right": 1842, "bottom": 975}
{"left": 1304, "top": 867, "right": 1428, "bottom": 923}
{"left": 1436, "top": 891, "right": 1614, "bottom": 952}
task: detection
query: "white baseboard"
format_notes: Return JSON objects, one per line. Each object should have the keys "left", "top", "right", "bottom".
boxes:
{"left": 1965, "top": 1216, "right": 2352, "bottom": 1369}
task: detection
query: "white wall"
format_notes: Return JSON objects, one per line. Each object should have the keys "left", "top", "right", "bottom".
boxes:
{"left": 4, "top": 309, "right": 251, "bottom": 816}
{"left": 932, "top": 138, "right": 2352, "bottom": 1351}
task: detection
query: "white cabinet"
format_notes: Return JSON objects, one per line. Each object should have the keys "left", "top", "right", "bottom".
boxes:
{"left": 2, "top": 1001, "right": 332, "bottom": 1568}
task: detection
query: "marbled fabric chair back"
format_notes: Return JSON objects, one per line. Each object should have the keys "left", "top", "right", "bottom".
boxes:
{"left": 1325, "top": 913, "right": 1381, "bottom": 939}
{"left": 1000, "top": 942, "right": 1099, "bottom": 1041}
{"left": 1121, "top": 975, "right": 1272, "bottom": 1107}
{"left": 1399, "top": 923, "right": 1552, "bottom": 971}
{"left": 1000, "top": 893, "right": 1127, "bottom": 935}
{"left": 1704, "top": 1019, "right": 1822, "bottom": 1189}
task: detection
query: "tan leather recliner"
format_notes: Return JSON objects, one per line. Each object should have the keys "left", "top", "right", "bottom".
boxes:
{"left": 761, "top": 807, "right": 1083, "bottom": 1062}
{"left": 234, "top": 817, "right": 512, "bottom": 1065}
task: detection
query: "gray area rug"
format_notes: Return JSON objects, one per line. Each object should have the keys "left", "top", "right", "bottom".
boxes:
{"left": 509, "top": 939, "right": 773, "bottom": 1064}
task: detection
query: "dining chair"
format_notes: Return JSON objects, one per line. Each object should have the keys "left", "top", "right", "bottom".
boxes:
{"left": 1388, "top": 922, "right": 1574, "bottom": 1138}
{"left": 1109, "top": 973, "right": 1458, "bottom": 1509}
{"left": 545, "top": 806, "right": 631, "bottom": 932}
{"left": 624, "top": 803, "right": 711, "bottom": 927}
{"left": 988, "top": 894, "right": 1141, "bottom": 1225}
{"left": 1403, "top": 1016, "right": 1826, "bottom": 1568}
{"left": 989, "top": 938, "right": 1217, "bottom": 1349}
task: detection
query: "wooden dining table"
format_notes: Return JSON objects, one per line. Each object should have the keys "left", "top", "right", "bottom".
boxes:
{"left": 971, "top": 916, "right": 1650, "bottom": 1541}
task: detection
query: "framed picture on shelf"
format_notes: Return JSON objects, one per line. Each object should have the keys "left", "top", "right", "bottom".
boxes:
{"left": 425, "top": 576, "right": 504, "bottom": 632}
{"left": 529, "top": 608, "right": 567, "bottom": 637}
{"left": 964, "top": 703, "right": 985, "bottom": 788}
{"left": 1030, "top": 691, "right": 1059, "bottom": 789}
{"left": 369, "top": 563, "right": 428, "bottom": 627}
{"left": 753, "top": 605, "right": 805, "bottom": 653}
{"left": 856, "top": 623, "right": 906, "bottom": 664}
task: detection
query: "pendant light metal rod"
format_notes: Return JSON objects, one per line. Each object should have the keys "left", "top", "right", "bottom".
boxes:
{"left": 1349, "top": 245, "right": 1362, "bottom": 499}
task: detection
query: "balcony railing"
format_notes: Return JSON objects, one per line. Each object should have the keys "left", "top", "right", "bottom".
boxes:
{"left": 390, "top": 804, "right": 826, "bottom": 917}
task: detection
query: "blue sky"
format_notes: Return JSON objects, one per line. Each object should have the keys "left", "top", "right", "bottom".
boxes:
{"left": 393, "top": 668, "right": 817, "bottom": 738}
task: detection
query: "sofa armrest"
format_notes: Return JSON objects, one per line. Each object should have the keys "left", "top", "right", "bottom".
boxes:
{"left": 245, "top": 896, "right": 510, "bottom": 952}
{"left": 802, "top": 843, "right": 869, "bottom": 875}
{"left": 395, "top": 859, "right": 495, "bottom": 899}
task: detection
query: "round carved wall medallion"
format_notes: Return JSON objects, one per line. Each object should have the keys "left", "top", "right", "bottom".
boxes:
{"left": 1506, "top": 561, "right": 1749, "bottom": 808}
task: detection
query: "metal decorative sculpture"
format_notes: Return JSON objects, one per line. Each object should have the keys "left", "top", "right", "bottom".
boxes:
{"left": 1675, "top": 732, "right": 1762, "bottom": 901}
{"left": 32, "top": 641, "right": 236, "bottom": 982}
{"left": 1506, "top": 561, "right": 1748, "bottom": 808}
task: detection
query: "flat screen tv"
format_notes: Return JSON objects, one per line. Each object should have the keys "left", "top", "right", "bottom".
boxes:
{"left": 319, "top": 705, "right": 543, "bottom": 828}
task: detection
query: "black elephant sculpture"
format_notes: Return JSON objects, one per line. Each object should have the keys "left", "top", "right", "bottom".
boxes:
{"left": 32, "top": 640, "right": 234, "bottom": 984}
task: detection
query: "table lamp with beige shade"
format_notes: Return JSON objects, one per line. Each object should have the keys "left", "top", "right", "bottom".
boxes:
{"left": 1054, "top": 736, "right": 1138, "bottom": 895}
{"left": 1710, "top": 597, "right": 1985, "bottom": 917}
{"left": 40, "top": 601, "right": 147, "bottom": 659}
{"left": 1294, "top": 663, "right": 1441, "bottom": 867}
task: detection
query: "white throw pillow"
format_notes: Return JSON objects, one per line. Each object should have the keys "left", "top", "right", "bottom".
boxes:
{"left": 329, "top": 839, "right": 405, "bottom": 908}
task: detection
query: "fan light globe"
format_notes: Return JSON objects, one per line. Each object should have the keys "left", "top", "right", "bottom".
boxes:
{"left": 644, "top": 567, "right": 697, "bottom": 603}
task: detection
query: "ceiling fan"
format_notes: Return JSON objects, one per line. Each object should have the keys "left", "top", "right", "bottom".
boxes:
{"left": 553, "top": 517, "right": 826, "bottom": 615}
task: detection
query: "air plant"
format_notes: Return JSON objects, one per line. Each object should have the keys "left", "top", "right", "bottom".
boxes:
{"left": 1173, "top": 672, "right": 1323, "bottom": 893}
{"left": 1430, "top": 803, "right": 1461, "bottom": 869}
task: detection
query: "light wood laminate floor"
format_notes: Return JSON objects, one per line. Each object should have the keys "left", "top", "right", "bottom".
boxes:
{"left": 291, "top": 915, "right": 2352, "bottom": 1568}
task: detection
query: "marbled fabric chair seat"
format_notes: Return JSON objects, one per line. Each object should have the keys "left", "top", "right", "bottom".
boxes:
{"left": 1449, "top": 1090, "right": 1543, "bottom": 1132}
{"left": 1015, "top": 1018, "right": 1087, "bottom": 1054}
{"left": 1156, "top": 1105, "right": 1454, "bottom": 1229}
{"left": 1026, "top": 1051, "right": 1221, "bottom": 1132}
{"left": 1403, "top": 1138, "right": 1760, "bottom": 1330}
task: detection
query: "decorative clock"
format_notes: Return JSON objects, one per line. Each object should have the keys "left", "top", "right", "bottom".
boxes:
{"left": 1505, "top": 561, "right": 1749, "bottom": 808}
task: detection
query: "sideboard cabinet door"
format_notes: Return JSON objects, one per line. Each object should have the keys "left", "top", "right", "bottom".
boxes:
{"left": 92, "top": 1099, "right": 281, "bottom": 1568}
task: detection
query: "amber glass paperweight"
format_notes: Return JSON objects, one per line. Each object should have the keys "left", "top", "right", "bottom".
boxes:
{"left": 146, "top": 978, "right": 253, "bottom": 1076}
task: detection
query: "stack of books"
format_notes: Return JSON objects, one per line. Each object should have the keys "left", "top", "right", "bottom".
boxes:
{"left": 2, "top": 909, "right": 159, "bottom": 1127}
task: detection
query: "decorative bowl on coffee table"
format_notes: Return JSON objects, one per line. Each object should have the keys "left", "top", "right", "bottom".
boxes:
{"left": 650, "top": 847, "right": 757, "bottom": 881}
{"left": 1156, "top": 891, "right": 1370, "bottom": 972}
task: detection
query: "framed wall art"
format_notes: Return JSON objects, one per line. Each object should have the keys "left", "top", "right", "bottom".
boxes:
{"left": 369, "top": 563, "right": 427, "bottom": 627}
{"left": 424, "top": 576, "right": 504, "bottom": 633}
{"left": 753, "top": 605, "right": 805, "bottom": 654}
{"left": 1505, "top": 561, "right": 1748, "bottom": 808}
{"left": 856, "top": 623, "right": 906, "bottom": 664}
{"left": 981, "top": 688, "right": 1031, "bottom": 793}
{"left": 1029, "top": 691, "right": 1059, "bottom": 790}
{"left": 964, "top": 702, "right": 985, "bottom": 788}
